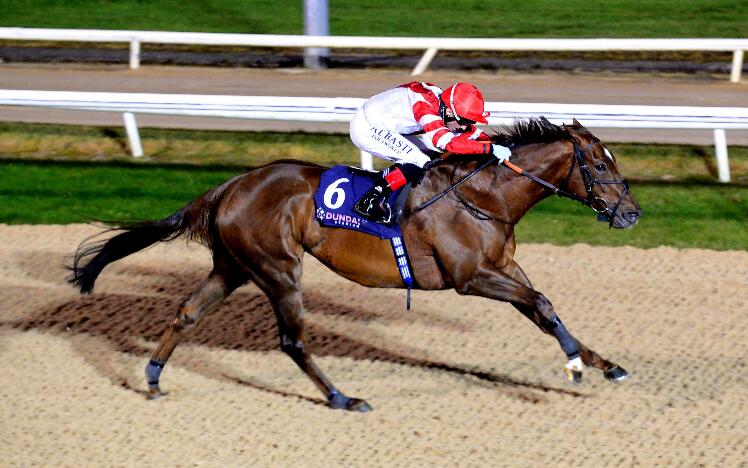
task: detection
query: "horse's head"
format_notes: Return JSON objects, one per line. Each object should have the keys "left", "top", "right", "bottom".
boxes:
{"left": 560, "top": 119, "right": 642, "bottom": 229}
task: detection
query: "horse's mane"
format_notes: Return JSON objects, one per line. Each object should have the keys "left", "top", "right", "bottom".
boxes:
{"left": 433, "top": 117, "right": 571, "bottom": 168}
{"left": 490, "top": 116, "right": 570, "bottom": 147}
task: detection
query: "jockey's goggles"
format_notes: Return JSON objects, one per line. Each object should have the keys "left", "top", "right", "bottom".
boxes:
{"left": 445, "top": 115, "right": 476, "bottom": 126}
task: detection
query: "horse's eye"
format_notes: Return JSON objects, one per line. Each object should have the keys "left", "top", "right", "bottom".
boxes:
{"left": 594, "top": 164, "right": 607, "bottom": 172}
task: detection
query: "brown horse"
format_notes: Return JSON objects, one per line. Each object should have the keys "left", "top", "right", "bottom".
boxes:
{"left": 69, "top": 117, "right": 641, "bottom": 412}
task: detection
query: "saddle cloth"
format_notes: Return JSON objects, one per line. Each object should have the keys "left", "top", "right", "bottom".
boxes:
{"left": 314, "top": 165, "right": 405, "bottom": 239}
{"left": 314, "top": 165, "right": 415, "bottom": 308}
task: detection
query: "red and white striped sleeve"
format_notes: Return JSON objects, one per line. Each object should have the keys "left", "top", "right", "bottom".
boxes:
{"left": 463, "top": 125, "right": 492, "bottom": 142}
{"left": 401, "top": 82, "right": 492, "bottom": 156}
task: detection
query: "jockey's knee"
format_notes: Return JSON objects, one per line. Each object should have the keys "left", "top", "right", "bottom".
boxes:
{"left": 382, "top": 162, "right": 426, "bottom": 191}
{"left": 396, "top": 163, "right": 426, "bottom": 185}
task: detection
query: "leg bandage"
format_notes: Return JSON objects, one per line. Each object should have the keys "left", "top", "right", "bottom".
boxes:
{"left": 145, "top": 359, "right": 165, "bottom": 387}
{"left": 550, "top": 317, "right": 580, "bottom": 359}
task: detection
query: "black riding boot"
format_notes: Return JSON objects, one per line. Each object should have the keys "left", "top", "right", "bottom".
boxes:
{"left": 353, "top": 180, "right": 393, "bottom": 224}
{"left": 353, "top": 164, "right": 425, "bottom": 224}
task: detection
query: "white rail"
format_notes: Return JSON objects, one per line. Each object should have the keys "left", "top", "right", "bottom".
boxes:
{"left": 0, "top": 28, "right": 746, "bottom": 82}
{"left": 1, "top": 90, "right": 746, "bottom": 182}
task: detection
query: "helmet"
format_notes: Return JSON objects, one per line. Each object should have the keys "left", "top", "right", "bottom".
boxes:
{"left": 440, "top": 82, "right": 490, "bottom": 124}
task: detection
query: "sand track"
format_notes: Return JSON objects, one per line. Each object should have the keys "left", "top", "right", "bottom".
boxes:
{"left": 2, "top": 224, "right": 747, "bottom": 466}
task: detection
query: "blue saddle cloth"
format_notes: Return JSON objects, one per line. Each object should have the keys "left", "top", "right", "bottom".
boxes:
{"left": 314, "top": 165, "right": 404, "bottom": 239}
{"left": 314, "top": 165, "right": 415, "bottom": 308}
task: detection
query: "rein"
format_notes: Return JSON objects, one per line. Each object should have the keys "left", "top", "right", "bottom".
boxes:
{"left": 502, "top": 147, "right": 588, "bottom": 205}
{"left": 411, "top": 157, "right": 496, "bottom": 215}
{"left": 412, "top": 140, "right": 630, "bottom": 227}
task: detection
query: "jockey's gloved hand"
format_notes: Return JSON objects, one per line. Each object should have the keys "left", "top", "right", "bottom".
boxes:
{"left": 492, "top": 144, "right": 512, "bottom": 163}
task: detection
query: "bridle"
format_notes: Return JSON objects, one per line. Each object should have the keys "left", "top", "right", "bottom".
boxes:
{"left": 559, "top": 140, "right": 631, "bottom": 227}
{"left": 412, "top": 139, "right": 630, "bottom": 227}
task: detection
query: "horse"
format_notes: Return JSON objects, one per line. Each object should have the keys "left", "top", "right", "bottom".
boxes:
{"left": 68, "top": 117, "right": 641, "bottom": 412}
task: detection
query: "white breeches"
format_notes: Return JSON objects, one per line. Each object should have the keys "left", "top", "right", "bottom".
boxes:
{"left": 349, "top": 110, "right": 431, "bottom": 167}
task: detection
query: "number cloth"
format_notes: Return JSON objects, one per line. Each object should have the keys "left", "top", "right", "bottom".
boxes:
{"left": 314, "top": 165, "right": 405, "bottom": 239}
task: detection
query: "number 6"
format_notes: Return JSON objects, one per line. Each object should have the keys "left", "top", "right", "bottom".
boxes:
{"left": 323, "top": 177, "right": 349, "bottom": 209}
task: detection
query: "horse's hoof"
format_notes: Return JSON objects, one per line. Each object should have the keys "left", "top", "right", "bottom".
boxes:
{"left": 564, "top": 356, "right": 584, "bottom": 384}
{"left": 147, "top": 386, "right": 167, "bottom": 400}
{"left": 328, "top": 390, "right": 372, "bottom": 412}
{"left": 604, "top": 366, "right": 630, "bottom": 382}
{"left": 564, "top": 368, "right": 583, "bottom": 384}
{"left": 346, "top": 398, "right": 373, "bottom": 413}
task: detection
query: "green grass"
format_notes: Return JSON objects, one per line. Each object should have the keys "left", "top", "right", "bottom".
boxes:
{"left": 1, "top": 160, "right": 746, "bottom": 251}
{"left": 1, "top": 0, "right": 745, "bottom": 38}
{"left": 1, "top": 122, "right": 746, "bottom": 250}
{"left": 3, "top": 122, "right": 748, "bottom": 182}
{"left": 0, "top": 123, "right": 362, "bottom": 167}
{"left": 0, "top": 160, "right": 237, "bottom": 224}
{"left": 520, "top": 183, "right": 748, "bottom": 250}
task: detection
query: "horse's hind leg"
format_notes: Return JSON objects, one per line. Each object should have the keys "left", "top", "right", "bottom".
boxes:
{"left": 145, "top": 268, "right": 245, "bottom": 399}
{"left": 268, "top": 284, "right": 372, "bottom": 412}
{"left": 235, "top": 243, "right": 371, "bottom": 411}
{"left": 218, "top": 199, "right": 370, "bottom": 411}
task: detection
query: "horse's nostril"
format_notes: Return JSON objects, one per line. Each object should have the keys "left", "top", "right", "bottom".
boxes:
{"left": 625, "top": 211, "right": 640, "bottom": 222}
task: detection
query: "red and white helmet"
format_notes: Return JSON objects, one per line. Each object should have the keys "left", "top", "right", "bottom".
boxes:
{"left": 440, "top": 82, "right": 490, "bottom": 124}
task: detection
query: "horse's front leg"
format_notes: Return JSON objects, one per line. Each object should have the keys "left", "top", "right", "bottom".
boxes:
{"left": 503, "top": 261, "right": 629, "bottom": 383}
{"left": 457, "top": 263, "right": 626, "bottom": 383}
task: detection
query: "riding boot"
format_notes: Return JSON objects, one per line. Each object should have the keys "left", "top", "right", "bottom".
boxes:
{"left": 353, "top": 182, "right": 393, "bottom": 223}
{"left": 354, "top": 164, "right": 426, "bottom": 224}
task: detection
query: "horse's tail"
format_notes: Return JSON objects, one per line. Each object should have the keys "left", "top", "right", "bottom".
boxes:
{"left": 67, "top": 175, "right": 241, "bottom": 294}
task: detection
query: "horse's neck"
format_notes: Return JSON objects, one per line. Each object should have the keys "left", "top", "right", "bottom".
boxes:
{"left": 504, "top": 141, "right": 575, "bottom": 219}
{"left": 422, "top": 141, "right": 572, "bottom": 224}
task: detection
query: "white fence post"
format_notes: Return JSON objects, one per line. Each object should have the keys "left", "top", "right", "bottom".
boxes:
{"left": 411, "top": 47, "right": 439, "bottom": 76}
{"left": 730, "top": 50, "right": 744, "bottom": 83}
{"left": 303, "top": 0, "right": 330, "bottom": 69}
{"left": 360, "top": 150, "right": 373, "bottom": 170}
{"left": 129, "top": 39, "right": 140, "bottom": 69}
{"left": 713, "top": 129, "right": 730, "bottom": 183}
{"left": 123, "top": 112, "right": 144, "bottom": 157}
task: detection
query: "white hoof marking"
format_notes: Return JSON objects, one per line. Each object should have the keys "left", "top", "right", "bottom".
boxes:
{"left": 565, "top": 356, "right": 584, "bottom": 372}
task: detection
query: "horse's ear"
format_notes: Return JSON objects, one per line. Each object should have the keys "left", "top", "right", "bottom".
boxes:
{"left": 567, "top": 118, "right": 597, "bottom": 143}
{"left": 571, "top": 117, "right": 593, "bottom": 135}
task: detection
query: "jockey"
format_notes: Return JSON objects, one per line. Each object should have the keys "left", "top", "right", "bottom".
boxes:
{"left": 350, "top": 81, "right": 512, "bottom": 224}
